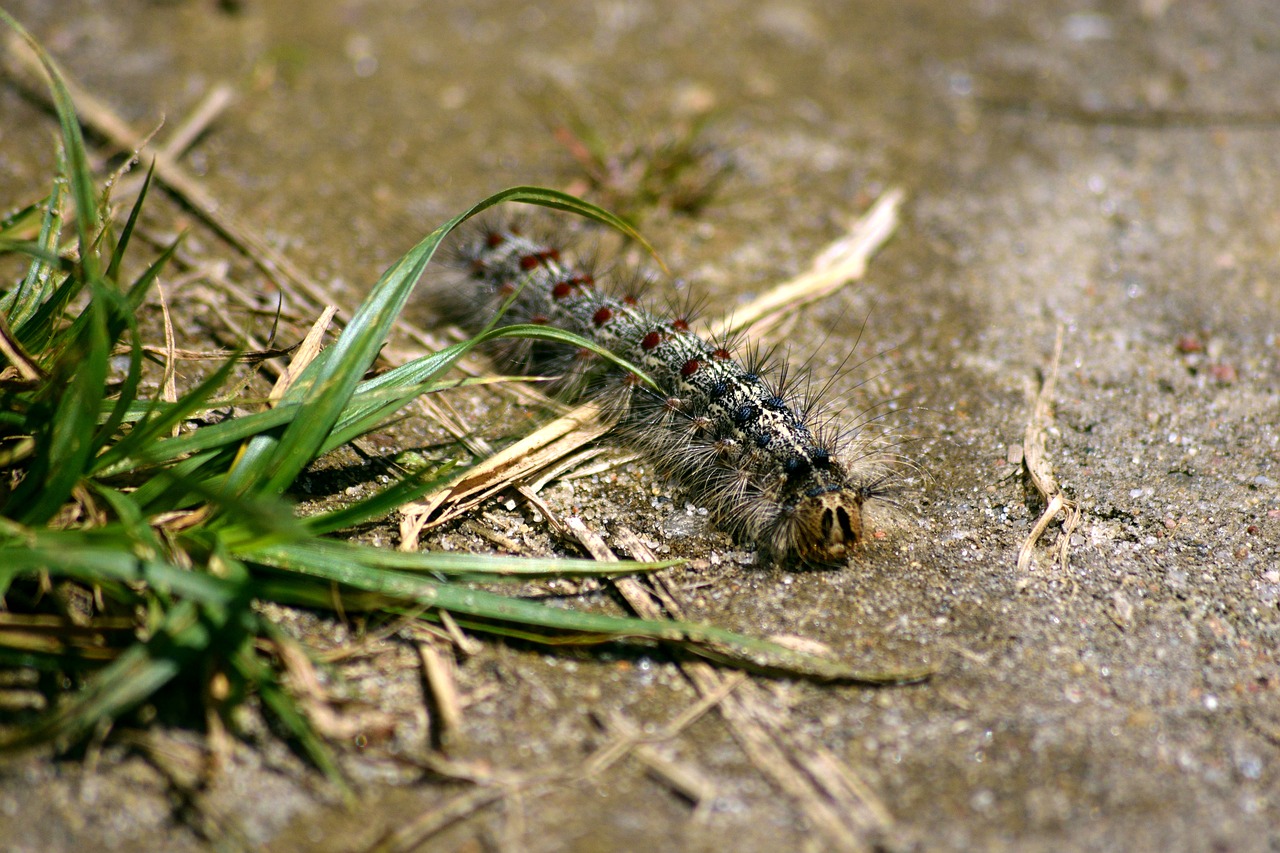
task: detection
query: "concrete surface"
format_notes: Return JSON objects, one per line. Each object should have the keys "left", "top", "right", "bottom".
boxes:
{"left": 1, "top": 1, "right": 1277, "bottom": 850}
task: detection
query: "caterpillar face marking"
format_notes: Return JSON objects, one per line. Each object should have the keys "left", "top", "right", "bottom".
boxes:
{"left": 456, "top": 224, "right": 889, "bottom": 566}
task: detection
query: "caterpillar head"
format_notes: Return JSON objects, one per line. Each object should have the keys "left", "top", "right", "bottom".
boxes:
{"left": 789, "top": 489, "right": 865, "bottom": 565}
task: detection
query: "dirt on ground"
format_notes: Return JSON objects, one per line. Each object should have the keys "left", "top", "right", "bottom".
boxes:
{"left": 1, "top": 1, "right": 1277, "bottom": 851}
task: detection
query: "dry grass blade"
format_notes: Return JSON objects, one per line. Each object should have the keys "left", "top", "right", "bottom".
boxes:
{"left": 1017, "top": 325, "right": 1082, "bottom": 577}
{"left": 592, "top": 710, "right": 716, "bottom": 805}
{"left": 611, "top": 528, "right": 894, "bottom": 852}
{"left": 366, "top": 645, "right": 745, "bottom": 851}
{"left": 366, "top": 785, "right": 508, "bottom": 853}
{"left": 268, "top": 305, "right": 337, "bottom": 404}
{"left": 0, "top": 312, "right": 44, "bottom": 382}
{"left": 109, "top": 344, "right": 298, "bottom": 361}
{"left": 418, "top": 636, "right": 463, "bottom": 747}
{"left": 399, "top": 401, "right": 617, "bottom": 548}
{"left": 0, "top": 612, "right": 133, "bottom": 661}
{"left": 157, "top": 283, "right": 178, "bottom": 405}
{"left": 154, "top": 83, "right": 236, "bottom": 163}
{"left": 711, "top": 187, "right": 904, "bottom": 342}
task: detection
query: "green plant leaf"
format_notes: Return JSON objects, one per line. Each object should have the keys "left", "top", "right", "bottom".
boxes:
{"left": 302, "top": 461, "right": 458, "bottom": 536}
{"left": 7, "top": 289, "right": 110, "bottom": 524}
{"left": 223, "top": 186, "right": 658, "bottom": 501}
{"left": 92, "top": 343, "right": 243, "bottom": 475}
{"left": 1, "top": 177, "right": 65, "bottom": 333}
{"left": 104, "top": 160, "right": 155, "bottom": 283}
{"left": 246, "top": 536, "right": 677, "bottom": 579}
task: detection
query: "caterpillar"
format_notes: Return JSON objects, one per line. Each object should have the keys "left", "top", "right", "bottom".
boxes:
{"left": 454, "top": 223, "right": 896, "bottom": 566}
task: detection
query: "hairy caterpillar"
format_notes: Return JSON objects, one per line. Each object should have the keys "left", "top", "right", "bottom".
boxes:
{"left": 454, "top": 223, "right": 896, "bottom": 566}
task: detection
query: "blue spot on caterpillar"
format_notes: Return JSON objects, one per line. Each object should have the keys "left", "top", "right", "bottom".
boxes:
{"left": 451, "top": 223, "right": 899, "bottom": 566}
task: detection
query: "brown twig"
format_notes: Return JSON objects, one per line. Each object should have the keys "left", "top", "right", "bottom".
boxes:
{"left": 418, "top": 637, "right": 463, "bottom": 748}
{"left": 1017, "top": 325, "right": 1082, "bottom": 579}
{"left": 711, "top": 188, "right": 903, "bottom": 343}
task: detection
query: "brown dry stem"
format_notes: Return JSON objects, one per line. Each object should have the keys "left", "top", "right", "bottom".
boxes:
{"left": 711, "top": 186, "right": 904, "bottom": 343}
{"left": 1016, "top": 325, "right": 1082, "bottom": 579}
{"left": 607, "top": 528, "right": 894, "bottom": 852}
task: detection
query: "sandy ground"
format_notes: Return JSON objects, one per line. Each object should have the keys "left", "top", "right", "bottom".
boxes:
{"left": 1, "top": 1, "right": 1278, "bottom": 850}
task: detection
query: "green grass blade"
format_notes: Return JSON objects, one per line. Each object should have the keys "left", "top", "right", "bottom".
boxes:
{"left": 479, "top": 323, "right": 660, "bottom": 389}
{"left": 243, "top": 540, "right": 925, "bottom": 682}
{"left": 0, "top": 239, "right": 64, "bottom": 267}
{"left": 4, "top": 543, "right": 240, "bottom": 608}
{"left": 96, "top": 405, "right": 291, "bottom": 479}
{"left": 56, "top": 232, "right": 178, "bottom": 364}
{"left": 115, "top": 233, "right": 181, "bottom": 326}
{"left": 500, "top": 185, "right": 661, "bottom": 263}
{"left": 7, "top": 290, "right": 110, "bottom": 524}
{"left": 233, "top": 624, "right": 347, "bottom": 791}
{"left": 101, "top": 364, "right": 480, "bottom": 479}
{"left": 90, "top": 303, "right": 145, "bottom": 459}
{"left": 0, "top": 590, "right": 262, "bottom": 755}
{"left": 317, "top": 324, "right": 656, "bottom": 462}
{"left": 124, "top": 448, "right": 229, "bottom": 511}
{"left": 220, "top": 220, "right": 463, "bottom": 495}
{"left": 246, "top": 537, "right": 677, "bottom": 578}
{"left": 223, "top": 186, "right": 658, "bottom": 501}
{"left": 105, "top": 159, "right": 155, "bottom": 282}
{"left": 13, "top": 258, "right": 81, "bottom": 355}
{"left": 92, "top": 345, "right": 243, "bottom": 475}
{"left": 119, "top": 461, "right": 313, "bottom": 549}
{"left": 1, "top": 182, "right": 64, "bottom": 331}
{"left": 302, "top": 462, "right": 457, "bottom": 536}
{"left": 0, "top": 197, "right": 44, "bottom": 240}
{"left": 89, "top": 485, "right": 164, "bottom": 555}
{"left": 0, "top": 621, "right": 188, "bottom": 753}
{"left": 0, "top": 11, "right": 98, "bottom": 276}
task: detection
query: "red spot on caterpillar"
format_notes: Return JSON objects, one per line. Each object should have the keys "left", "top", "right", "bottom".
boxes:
{"left": 498, "top": 282, "right": 517, "bottom": 296}
{"left": 624, "top": 372, "right": 643, "bottom": 386}
{"left": 641, "top": 331, "right": 662, "bottom": 350}
{"left": 623, "top": 294, "right": 639, "bottom": 306}
{"left": 518, "top": 249, "right": 560, "bottom": 270}
{"left": 680, "top": 358, "right": 700, "bottom": 377}
{"left": 471, "top": 259, "right": 488, "bottom": 275}
{"left": 712, "top": 348, "right": 731, "bottom": 360}
{"left": 575, "top": 347, "right": 595, "bottom": 361}
{"left": 664, "top": 397, "right": 683, "bottom": 412}
{"left": 485, "top": 232, "right": 505, "bottom": 248}
{"left": 571, "top": 273, "right": 594, "bottom": 287}
{"left": 552, "top": 281, "right": 575, "bottom": 299}
{"left": 672, "top": 318, "right": 690, "bottom": 331}
{"left": 530, "top": 315, "right": 549, "bottom": 324}
{"left": 592, "top": 306, "right": 613, "bottom": 326}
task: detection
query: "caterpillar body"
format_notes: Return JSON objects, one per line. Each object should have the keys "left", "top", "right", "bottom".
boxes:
{"left": 457, "top": 225, "right": 893, "bottom": 566}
